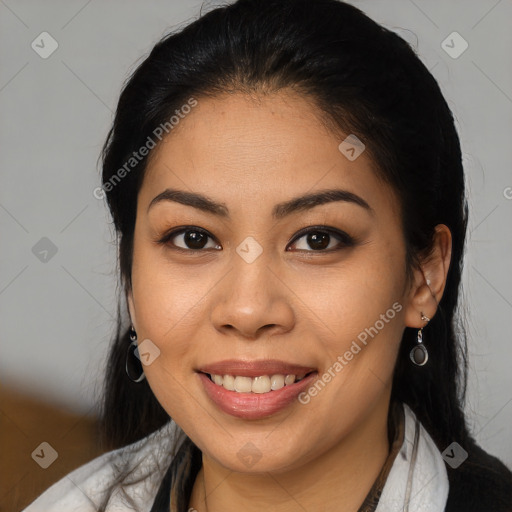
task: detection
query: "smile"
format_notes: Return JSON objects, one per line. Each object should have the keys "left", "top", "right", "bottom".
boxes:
{"left": 206, "top": 373, "right": 310, "bottom": 393}
{"left": 196, "top": 360, "right": 319, "bottom": 419}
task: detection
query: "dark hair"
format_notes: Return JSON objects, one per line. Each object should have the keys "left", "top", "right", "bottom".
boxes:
{"left": 97, "top": 0, "right": 511, "bottom": 509}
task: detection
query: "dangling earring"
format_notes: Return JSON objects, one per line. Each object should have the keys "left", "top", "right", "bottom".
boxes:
{"left": 125, "top": 324, "right": 146, "bottom": 382}
{"left": 410, "top": 313, "right": 430, "bottom": 366}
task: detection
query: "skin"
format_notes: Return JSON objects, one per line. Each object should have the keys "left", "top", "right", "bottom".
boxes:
{"left": 127, "top": 90, "right": 452, "bottom": 512}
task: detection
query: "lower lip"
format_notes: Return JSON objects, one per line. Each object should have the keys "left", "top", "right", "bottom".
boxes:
{"left": 198, "top": 372, "right": 318, "bottom": 420}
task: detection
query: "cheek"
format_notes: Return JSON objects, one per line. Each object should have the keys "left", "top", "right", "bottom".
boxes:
{"left": 130, "top": 244, "right": 212, "bottom": 369}
{"left": 290, "top": 246, "right": 406, "bottom": 409}
{"left": 130, "top": 250, "right": 205, "bottom": 425}
{"left": 292, "top": 241, "right": 405, "bottom": 338}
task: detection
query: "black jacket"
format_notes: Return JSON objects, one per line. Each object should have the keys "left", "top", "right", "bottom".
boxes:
{"left": 445, "top": 440, "right": 512, "bottom": 511}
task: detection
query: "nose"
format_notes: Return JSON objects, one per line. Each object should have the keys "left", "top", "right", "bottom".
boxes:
{"left": 210, "top": 249, "right": 295, "bottom": 340}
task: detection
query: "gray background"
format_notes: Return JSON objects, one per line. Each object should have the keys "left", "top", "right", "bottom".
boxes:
{"left": 1, "top": 0, "right": 511, "bottom": 466}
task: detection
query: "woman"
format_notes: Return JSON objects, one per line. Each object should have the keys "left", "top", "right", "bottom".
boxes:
{"left": 23, "top": 0, "right": 512, "bottom": 510}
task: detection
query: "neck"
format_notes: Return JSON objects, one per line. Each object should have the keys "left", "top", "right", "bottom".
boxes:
{"left": 189, "top": 396, "right": 392, "bottom": 512}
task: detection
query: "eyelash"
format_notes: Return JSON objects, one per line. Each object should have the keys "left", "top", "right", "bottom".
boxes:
{"left": 156, "top": 225, "right": 356, "bottom": 254}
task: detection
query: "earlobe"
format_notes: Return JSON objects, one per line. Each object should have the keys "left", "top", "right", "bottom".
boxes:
{"left": 404, "top": 224, "right": 452, "bottom": 328}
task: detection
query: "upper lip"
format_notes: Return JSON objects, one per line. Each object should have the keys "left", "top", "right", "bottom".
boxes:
{"left": 197, "top": 359, "right": 317, "bottom": 378}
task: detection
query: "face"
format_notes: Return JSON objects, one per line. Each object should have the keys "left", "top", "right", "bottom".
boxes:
{"left": 127, "top": 90, "right": 412, "bottom": 473}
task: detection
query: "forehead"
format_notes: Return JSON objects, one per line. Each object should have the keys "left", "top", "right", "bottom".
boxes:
{"left": 139, "top": 91, "right": 399, "bottom": 221}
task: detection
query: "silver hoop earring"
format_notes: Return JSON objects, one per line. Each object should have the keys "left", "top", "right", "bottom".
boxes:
{"left": 126, "top": 325, "right": 146, "bottom": 382}
{"left": 410, "top": 313, "right": 430, "bottom": 366}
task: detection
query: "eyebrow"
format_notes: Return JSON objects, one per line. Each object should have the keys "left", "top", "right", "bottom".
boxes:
{"left": 147, "top": 188, "right": 374, "bottom": 219}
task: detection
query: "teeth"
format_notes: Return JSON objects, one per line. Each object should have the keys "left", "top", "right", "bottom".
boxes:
{"left": 222, "top": 374, "right": 235, "bottom": 391}
{"left": 209, "top": 373, "right": 305, "bottom": 393}
{"left": 270, "top": 374, "right": 285, "bottom": 390}
{"left": 284, "top": 374, "right": 296, "bottom": 386}
{"left": 252, "top": 376, "right": 271, "bottom": 393}
{"left": 234, "top": 376, "right": 252, "bottom": 393}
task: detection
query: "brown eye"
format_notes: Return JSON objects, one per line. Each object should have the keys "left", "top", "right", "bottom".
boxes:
{"left": 158, "top": 227, "right": 221, "bottom": 251}
{"left": 157, "top": 225, "right": 354, "bottom": 254}
{"left": 288, "top": 226, "right": 355, "bottom": 252}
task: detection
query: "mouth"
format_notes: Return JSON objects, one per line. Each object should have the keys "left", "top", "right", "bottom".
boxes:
{"left": 195, "top": 360, "right": 318, "bottom": 419}
{"left": 201, "top": 371, "right": 316, "bottom": 393}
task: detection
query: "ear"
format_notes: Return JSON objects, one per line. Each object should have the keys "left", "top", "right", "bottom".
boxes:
{"left": 404, "top": 224, "right": 452, "bottom": 328}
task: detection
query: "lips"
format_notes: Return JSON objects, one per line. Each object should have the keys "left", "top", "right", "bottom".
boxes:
{"left": 197, "top": 359, "right": 316, "bottom": 378}
{"left": 196, "top": 359, "right": 318, "bottom": 419}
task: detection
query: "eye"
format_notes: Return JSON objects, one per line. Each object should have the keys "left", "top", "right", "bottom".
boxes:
{"left": 157, "top": 227, "right": 221, "bottom": 252}
{"left": 287, "top": 226, "right": 355, "bottom": 252}
{"left": 157, "top": 225, "right": 355, "bottom": 253}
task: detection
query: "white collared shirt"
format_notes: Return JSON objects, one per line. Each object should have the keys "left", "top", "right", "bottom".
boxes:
{"left": 22, "top": 403, "right": 448, "bottom": 511}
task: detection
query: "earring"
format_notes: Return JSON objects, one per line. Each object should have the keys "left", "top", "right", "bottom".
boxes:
{"left": 410, "top": 313, "right": 430, "bottom": 366}
{"left": 125, "top": 325, "right": 146, "bottom": 382}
